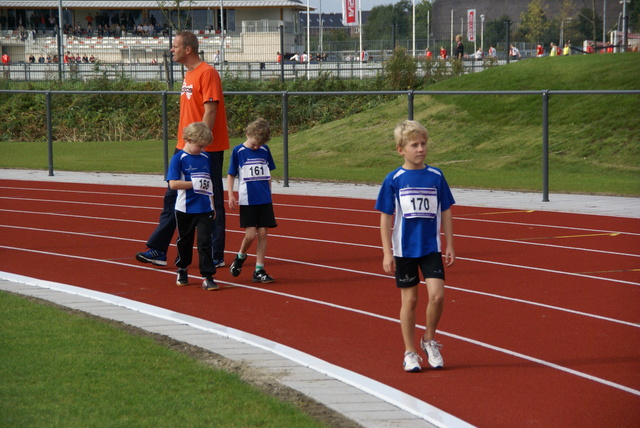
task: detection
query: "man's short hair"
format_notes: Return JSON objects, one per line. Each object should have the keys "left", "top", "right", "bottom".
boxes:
{"left": 176, "top": 31, "right": 199, "bottom": 52}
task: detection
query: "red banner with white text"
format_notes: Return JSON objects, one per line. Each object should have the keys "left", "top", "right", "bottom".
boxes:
{"left": 343, "top": 0, "right": 359, "bottom": 26}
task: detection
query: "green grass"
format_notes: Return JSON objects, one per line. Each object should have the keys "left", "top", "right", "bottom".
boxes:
{"left": 0, "top": 291, "right": 331, "bottom": 427}
{"left": 1, "top": 53, "right": 639, "bottom": 195}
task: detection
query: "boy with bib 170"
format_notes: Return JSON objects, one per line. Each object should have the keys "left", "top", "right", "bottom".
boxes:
{"left": 375, "top": 120, "right": 456, "bottom": 372}
{"left": 227, "top": 118, "right": 278, "bottom": 283}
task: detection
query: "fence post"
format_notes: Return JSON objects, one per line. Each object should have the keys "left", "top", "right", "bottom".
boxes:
{"left": 162, "top": 91, "right": 169, "bottom": 178}
{"left": 282, "top": 91, "right": 289, "bottom": 187}
{"left": 279, "top": 25, "right": 285, "bottom": 83}
{"left": 46, "top": 90, "right": 54, "bottom": 176}
{"left": 542, "top": 90, "right": 550, "bottom": 202}
{"left": 407, "top": 90, "right": 414, "bottom": 120}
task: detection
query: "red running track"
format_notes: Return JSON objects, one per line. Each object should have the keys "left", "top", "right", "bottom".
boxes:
{"left": 1, "top": 179, "right": 639, "bottom": 427}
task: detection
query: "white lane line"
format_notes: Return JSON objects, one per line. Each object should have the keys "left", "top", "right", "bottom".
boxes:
{"left": 0, "top": 227, "right": 640, "bottom": 320}
{"left": 0, "top": 254, "right": 637, "bottom": 398}
{"left": 3, "top": 191, "right": 639, "bottom": 236}
{"left": 2, "top": 208, "right": 639, "bottom": 260}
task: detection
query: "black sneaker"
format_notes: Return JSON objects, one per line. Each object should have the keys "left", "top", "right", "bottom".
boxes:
{"left": 229, "top": 255, "right": 246, "bottom": 277}
{"left": 252, "top": 269, "right": 274, "bottom": 284}
{"left": 202, "top": 276, "right": 220, "bottom": 291}
{"left": 176, "top": 268, "right": 188, "bottom": 286}
{"left": 213, "top": 258, "right": 226, "bottom": 268}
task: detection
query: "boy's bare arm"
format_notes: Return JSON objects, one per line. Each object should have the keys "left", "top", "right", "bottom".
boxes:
{"left": 442, "top": 208, "right": 455, "bottom": 266}
{"left": 168, "top": 180, "right": 192, "bottom": 190}
{"left": 226, "top": 174, "right": 237, "bottom": 210}
{"left": 380, "top": 213, "right": 395, "bottom": 274}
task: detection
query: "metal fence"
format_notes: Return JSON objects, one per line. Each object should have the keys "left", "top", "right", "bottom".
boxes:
{"left": 1, "top": 56, "right": 501, "bottom": 82}
{"left": 1, "top": 88, "right": 638, "bottom": 201}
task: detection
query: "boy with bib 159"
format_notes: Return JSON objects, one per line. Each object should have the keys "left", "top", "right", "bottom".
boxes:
{"left": 375, "top": 120, "right": 456, "bottom": 372}
{"left": 227, "top": 118, "right": 278, "bottom": 283}
{"left": 167, "top": 122, "right": 219, "bottom": 291}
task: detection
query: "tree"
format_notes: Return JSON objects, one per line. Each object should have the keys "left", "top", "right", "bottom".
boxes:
{"left": 363, "top": 5, "right": 395, "bottom": 42}
{"left": 392, "top": 0, "right": 412, "bottom": 38}
{"left": 574, "top": 6, "right": 601, "bottom": 41}
{"left": 519, "top": 0, "right": 550, "bottom": 44}
{"left": 484, "top": 15, "right": 511, "bottom": 49}
{"left": 630, "top": 0, "right": 640, "bottom": 30}
{"left": 558, "top": 0, "right": 603, "bottom": 42}
{"left": 415, "top": 0, "right": 432, "bottom": 39}
{"left": 157, "top": 0, "right": 195, "bottom": 31}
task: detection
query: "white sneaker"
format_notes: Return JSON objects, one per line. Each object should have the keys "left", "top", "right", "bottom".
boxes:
{"left": 420, "top": 338, "right": 444, "bottom": 368}
{"left": 403, "top": 351, "right": 422, "bottom": 372}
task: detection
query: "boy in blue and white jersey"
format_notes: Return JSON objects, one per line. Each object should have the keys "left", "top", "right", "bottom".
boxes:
{"left": 227, "top": 118, "right": 278, "bottom": 283}
{"left": 167, "top": 122, "right": 219, "bottom": 291}
{"left": 375, "top": 120, "right": 456, "bottom": 373}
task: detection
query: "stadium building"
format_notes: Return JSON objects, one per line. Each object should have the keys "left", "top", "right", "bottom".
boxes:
{"left": 0, "top": 0, "right": 314, "bottom": 63}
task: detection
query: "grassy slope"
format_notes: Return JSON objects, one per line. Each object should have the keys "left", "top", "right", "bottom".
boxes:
{"left": 1, "top": 53, "right": 638, "bottom": 195}
{"left": 279, "top": 53, "right": 639, "bottom": 194}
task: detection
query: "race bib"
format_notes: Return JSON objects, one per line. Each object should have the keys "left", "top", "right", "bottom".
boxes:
{"left": 191, "top": 172, "right": 213, "bottom": 196}
{"left": 399, "top": 187, "right": 438, "bottom": 219}
{"left": 241, "top": 159, "right": 271, "bottom": 182}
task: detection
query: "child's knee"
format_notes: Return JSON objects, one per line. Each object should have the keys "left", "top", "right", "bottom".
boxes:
{"left": 257, "top": 227, "right": 268, "bottom": 240}
{"left": 429, "top": 290, "right": 445, "bottom": 306}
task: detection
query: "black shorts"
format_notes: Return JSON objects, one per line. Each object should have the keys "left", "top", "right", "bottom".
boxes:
{"left": 395, "top": 252, "right": 445, "bottom": 288}
{"left": 239, "top": 203, "right": 277, "bottom": 229}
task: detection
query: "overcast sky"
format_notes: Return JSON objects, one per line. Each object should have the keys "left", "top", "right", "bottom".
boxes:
{"left": 307, "top": 0, "right": 397, "bottom": 15}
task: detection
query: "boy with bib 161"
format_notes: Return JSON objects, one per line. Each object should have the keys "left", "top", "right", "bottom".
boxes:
{"left": 375, "top": 120, "right": 456, "bottom": 372}
{"left": 227, "top": 118, "right": 278, "bottom": 284}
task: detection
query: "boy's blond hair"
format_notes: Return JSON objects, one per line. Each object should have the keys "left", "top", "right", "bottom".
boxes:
{"left": 394, "top": 120, "right": 429, "bottom": 149}
{"left": 183, "top": 122, "right": 212, "bottom": 146}
{"left": 246, "top": 118, "right": 271, "bottom": 145}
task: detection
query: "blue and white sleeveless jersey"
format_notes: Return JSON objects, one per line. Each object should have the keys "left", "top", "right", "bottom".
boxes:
{"left": 167, "top": 150, "right": 214, "bottom": 214}
{"left": 228, "top": 144, "right": 276, "bottom": 205}
{"left": 375, "top": 165, "right": 455, "bottom": 258}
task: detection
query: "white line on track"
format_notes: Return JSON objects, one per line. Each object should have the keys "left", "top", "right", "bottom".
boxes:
{"left": 3, "top": 190, "right": 640, "bottom": 237}
{"left": 1, "top": 243, "right": 638, "bottom": 398}
{"left": 456, "top": 216, "right": 640, "bottom": 237}
{"left": 1, "top": 225, "right": 638, "bottom": 325}
{"left": 2, "top": 206, "right": 639, "bottom": 258}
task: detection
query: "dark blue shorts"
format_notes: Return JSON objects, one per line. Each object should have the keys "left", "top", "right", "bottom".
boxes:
{"left": 239, "top": 203, "right": 277, "bottom": 229}
{"left": 394, "top": 252, "right": 445, "bottom": 288}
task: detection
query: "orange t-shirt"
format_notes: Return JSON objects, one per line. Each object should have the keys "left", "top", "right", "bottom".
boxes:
{"left": 177, "top": 61, "right": 229, "bottom": 152}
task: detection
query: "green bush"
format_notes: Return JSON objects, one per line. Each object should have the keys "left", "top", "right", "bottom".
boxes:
{"left": 383, "top": 47, "right": 420, "bottom": 90}
{"left": 0, "top": 61, "right": 489, "bottom": 143}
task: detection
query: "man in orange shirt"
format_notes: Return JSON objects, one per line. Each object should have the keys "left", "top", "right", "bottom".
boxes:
{"left": 136, "top": 31, "right": 230, "bottom": 268}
